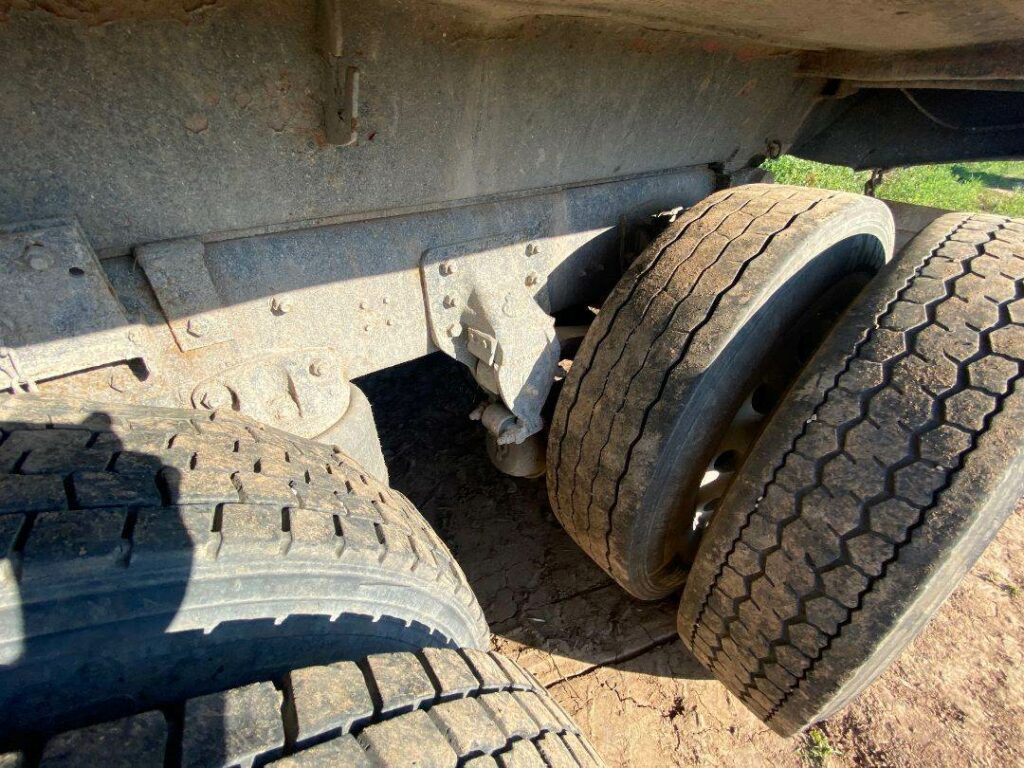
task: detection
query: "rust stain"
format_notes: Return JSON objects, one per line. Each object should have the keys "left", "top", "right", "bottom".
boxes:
{"left": 183, "top": 112, "right": 209, "bottom": 133}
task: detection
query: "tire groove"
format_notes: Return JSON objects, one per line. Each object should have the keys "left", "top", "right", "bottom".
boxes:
{"left": 553, "top": 190, "right": 746, "bottom": 532}
{"left": 573, "top": 193, "right": 770, "bottom": 543}
{"left": 548, "top": 192, "right": 733, "bottom": 506}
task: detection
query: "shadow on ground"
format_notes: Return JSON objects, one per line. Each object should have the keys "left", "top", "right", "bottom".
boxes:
{"left": 951, "top": 164, "right": 1024, "bottom": 192}
{"left": 359, "top": 353, "right": 711, "bottom": 686}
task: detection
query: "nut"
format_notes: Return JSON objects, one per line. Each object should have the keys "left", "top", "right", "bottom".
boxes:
{"left": 526, "top": 243, "right": 540, "bottom": 257}
{"left": 270, "top": 296, "right": 293, "bottom": 314}
{"left": 447, "top": 322, "right": 463, "bottom": 338}
{"left": 439, "top": 261, "right": 456, "bottom": 276}
{"left": 525, "top": 271, "right": 540, "bottom": 287}
{"left": 443, "top": 294, "right": 458, "bottom": 309}
{"left": 198, "top": 384, "right": 231, "bottom": 410}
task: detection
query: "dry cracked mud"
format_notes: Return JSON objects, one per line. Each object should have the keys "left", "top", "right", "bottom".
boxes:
{"left": 364, "top": 351, "right": 1023, "bottom": 768}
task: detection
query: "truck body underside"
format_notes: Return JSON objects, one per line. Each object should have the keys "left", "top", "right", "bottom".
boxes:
{"left": 1, "top": 0, "right": 1022, "bottom": 465}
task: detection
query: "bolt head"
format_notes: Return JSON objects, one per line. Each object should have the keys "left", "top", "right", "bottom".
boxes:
{"left": 24, "top": 245, "right": 52, "bottom": 271}
{"left": 443, "top": 294, "right": 458, "bottom": 309}
{"left": 525, "top": 271, "right": 540, "bottom": 287}
{"left": 187, "top": 317, "right": 209, "bottom": 337}
{"left": 439, "top": 261, "right": 456, "bottom": 276}
{"left": 526, "top": 243, "right": 540, "bottom": 257}
{"left": 309, "top": 359, "right": 326, "bottom": 377}
{"left": 447, "top": 322, "right": 463, "bottom": 338}
{"left": 198, "top": 384, "right": 231, "bottom": 410}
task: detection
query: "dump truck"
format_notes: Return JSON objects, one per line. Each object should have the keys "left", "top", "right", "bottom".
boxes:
{"left": 1, "top": 0, "right": 1023, "bottom": 764}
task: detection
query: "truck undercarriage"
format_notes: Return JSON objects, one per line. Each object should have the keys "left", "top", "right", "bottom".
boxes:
{"left": 1, "top": 1, "right": 1022, "bottom": 764}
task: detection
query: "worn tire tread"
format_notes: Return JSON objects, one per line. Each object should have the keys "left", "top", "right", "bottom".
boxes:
{"left": 678, "top": 212, "right": 1024, "bottom": 733}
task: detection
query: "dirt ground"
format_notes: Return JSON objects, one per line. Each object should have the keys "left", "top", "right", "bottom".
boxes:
{"left": 363, "top": 353, "right": 1024, "bottom": 768}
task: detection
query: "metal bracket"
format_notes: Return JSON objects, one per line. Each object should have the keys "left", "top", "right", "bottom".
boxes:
{"left": 191, "top": 347, "right": 350, "bottom": 437}
{"left": 0, "top": 218, "right": 145, "bottom": 389}
{"left": 136, "top": 238, "right": 232, "bottom": 353}
{"left": 421, "top": 233, "right": 560, "bottom": 444}
{"left": 318, "top": 0, "right": 361, "bottom": 147}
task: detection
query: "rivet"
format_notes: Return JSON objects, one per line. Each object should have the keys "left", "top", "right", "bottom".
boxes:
{"left": 363, "top": 324, "right": 371, "bottom": 332}
{"left": 439, "top": 261, "right": 456, "bottom": 276}
{"left": 271, "top": 296, "right": 292, "bottom": 314}
{"left": 359, "top": 299, "right": 370, "bottom": 310}
{"left": 525, "top": 271, "right": 540, "bottom": 287}
{"left": 443, "top": 295, "right": 458, "bottom": 309}
{"left": 386, "top": 318, "right": 394, "bottom": 326}
{"left": 187, "top": 317, "right": 209, "bottom": 337}
{"left": 447, "top": 322, "right": 463, "bottom": 338}
{"left": 309, "top": 359, "right": 326, "bottom": 377}
{"left": 382, "top": 295, "right": 391, "bottom": 305}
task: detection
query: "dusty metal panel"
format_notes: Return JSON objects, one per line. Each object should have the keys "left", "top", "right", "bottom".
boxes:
{"left": 135, "top": 238, "right": 232, "bottom": 352}
{"left": 0, "top": 219, "right": 144, "bottom": 388}
{"left": 199, "top": 167, "right": 715, "bottom": 379}
{"left": 0, "top": 0, "right": 815, "bottom": 255}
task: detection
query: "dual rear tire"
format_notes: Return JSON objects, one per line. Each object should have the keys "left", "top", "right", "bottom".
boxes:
{"left": 549, "top": 186, "right": 1024, "bottom": 734}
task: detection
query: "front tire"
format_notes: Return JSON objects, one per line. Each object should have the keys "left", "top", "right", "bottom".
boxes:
{"left": 0, "top": 397, "right": 488, "bottom": 739}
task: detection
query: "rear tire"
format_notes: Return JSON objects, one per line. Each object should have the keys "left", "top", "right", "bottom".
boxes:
{"left": 11, "top": 648, "right": 603, "bottom": 767}
{"left": 547, "top": 185, "right": 894, "bottom": 599}
{"left": 678, "top": 212, "right": 1024, "bottom": 734}
{"left": 0, "top": 397, "right": 487, "bottom": 739}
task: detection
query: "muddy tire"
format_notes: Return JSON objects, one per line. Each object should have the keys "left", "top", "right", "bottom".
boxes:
{"left": 0, "top": 397, "right": 488, "bottom": 739}
{"left": 678, "top": 213, "right": 1024, "bottom": 734}
{"left": 547, "top": 185, "right": 894, "bottom": 599}
{"left": 5, "top": 648, "right": 602, "bottom": 767}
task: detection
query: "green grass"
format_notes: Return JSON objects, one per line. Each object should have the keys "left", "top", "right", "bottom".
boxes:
{"left": 764, "top": 157, "right": 1024, "bottom": 217}
{"left": 799, "top": 728, "right": 843, "bottom": 767}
